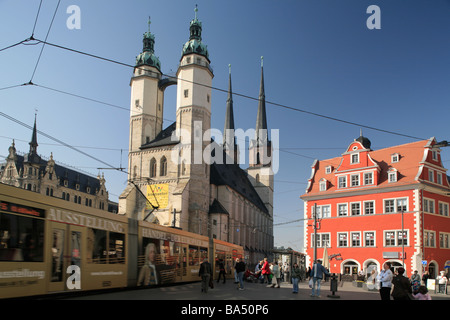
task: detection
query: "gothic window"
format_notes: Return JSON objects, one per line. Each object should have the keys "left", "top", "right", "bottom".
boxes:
{"left": 160, "top": 156, "right": 167, "bottom": 176}
{"left": 150, "top": 158, "right": 157, "bottom": 178}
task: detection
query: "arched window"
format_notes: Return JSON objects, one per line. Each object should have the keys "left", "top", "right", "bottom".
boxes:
{"left": 150, "top": 158, "right": 157, "bottom": 178}
{"left": 160, "top": 156, "right": 167, "bottom": 176}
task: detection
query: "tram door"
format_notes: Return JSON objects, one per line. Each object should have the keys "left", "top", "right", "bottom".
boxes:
{"left": 174, "top": 243, "right": 187, "bottom": 282}
{"left": 48, "top": 222, "right": 84, "bottom": 292}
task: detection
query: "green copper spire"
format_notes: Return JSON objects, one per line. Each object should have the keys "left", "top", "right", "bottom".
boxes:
{"left": 181, "top": 5, "right": 209, "bottom": 61}
{"left": 135, "top": 16, "right": 161, "bottom": 71}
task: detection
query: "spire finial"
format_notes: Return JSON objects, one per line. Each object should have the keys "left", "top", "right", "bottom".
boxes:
{"left": 194, "top": 4, "right": 198, "bottom": 19}
{"left": 148, "top": 16, "right": 151, "bottom": 33}
{"left": 228, "top": 64, "right": 231, "bottom": 75}
{"left": 261, "top": 56, "right": 264, "bottom": 67}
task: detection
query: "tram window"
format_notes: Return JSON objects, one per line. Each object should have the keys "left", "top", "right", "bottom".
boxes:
{"left": 88, "top": 228, "right": 107, "bottom": 264}
{"left": 109, "top": 232, "right": 125, "bottom": 264}
{"left": 200, "top": 247, "right": 208, "bottom": 263}
{"left": 0, "top": 212, "right": 44, "bottom": 262}
{"left": 189, "top": 245, "right": 198, "bottom": 266}
{"left": 88, "top": 228, "right": 125, "bottom": 264}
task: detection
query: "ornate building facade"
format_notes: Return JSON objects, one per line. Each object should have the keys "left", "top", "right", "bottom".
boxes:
{"left": 119, "top": 8, "right": 274, "bottom": 265}
{"left": 0, "top": 116, "right": 116, "bottom": 213}
{"left": 301, "top": 134, "right": 450, "bottom": 280}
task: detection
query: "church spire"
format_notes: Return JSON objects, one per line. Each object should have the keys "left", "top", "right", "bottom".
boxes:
{"left": 255, "top": 56, "right": 268, "bottom": 146}
{"left": 223, "top": 64, "right": 235, "bottom": 148}
{"left": 24, "top": 113, "right": 41, "bottom": 164}
{"left": 29, "top": 113, "right": 38, "bottom": 155}
{"left": 135, "top": 16, "right": 161, "bottom": 71}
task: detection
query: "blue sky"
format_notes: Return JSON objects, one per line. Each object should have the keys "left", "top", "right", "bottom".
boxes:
{"left": 1, "top": 0, "right": 450, "bottom": 252}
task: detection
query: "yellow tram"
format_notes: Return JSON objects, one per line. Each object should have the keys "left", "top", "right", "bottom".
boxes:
{"left": 0, "top": 183, "right": 243, "bottom": 299}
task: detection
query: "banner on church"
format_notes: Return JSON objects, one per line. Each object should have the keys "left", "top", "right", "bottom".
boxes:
{"left": 146, "top": 184, "right": 169, "bottom": 209}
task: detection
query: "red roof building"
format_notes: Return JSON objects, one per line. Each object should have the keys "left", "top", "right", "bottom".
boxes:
{"left": 300, "top": 134, "right": 450, "bottom": 280}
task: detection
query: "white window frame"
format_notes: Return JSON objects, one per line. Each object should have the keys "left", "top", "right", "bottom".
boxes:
{"left": 338, "top": 232, "right": 349, "bottom": 247}
{"left": 351, "top": 231, "right": 362, "bottom": 247}
{"left": 424, "top": 198, "right": 435, "bottom": 213}
{"left": 364, "top": 172, "right": 373, "bottom": 185}
{"left": 351, "top": 153, "right": 359, "bottom": 164}
{"left": 338, "top": 203, "right": 348, "bottom": 216}
{"left": 350, "top": 202, "right": 361, "bottom": 216}
{"left": 364, "top": 200, "right": 375, "bottom": 215}
{"left": 424, "top": 230, "right": 436, "bottom": 248}
{"left": 384, "top": 229, "right": 409, "bottom": 247}
{"left": 388, "top": 169, "right": 397, "bottom": 183}
{"left": 439, "top": 232, "right": 450, "bottom": 249}
{"left": 338, "top": 176, "right": 347, "bottom": 188}
{"left": 351, "top": 174, "right": 360, "bottom": 187}
{"left": 384, "top": 198, "right": 408, "bottom": 213}
{"left": 429, "top": 169, "right": 434, "bottom": 183}
{"left": 391, "top": 153, "right": 399, "bottom": 163}
{"left": 319, "top": 179, "right": 327, "bottom": 191}
{"left": 438, "top": 202, "right": 449, "bottom": 216}
{"left": 364, "top": 231, "right": 376, "bottom": 247}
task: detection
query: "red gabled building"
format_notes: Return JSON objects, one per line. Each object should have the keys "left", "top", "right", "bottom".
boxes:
{"left": 300, "top": 134, "right": 450, "bottom": 280}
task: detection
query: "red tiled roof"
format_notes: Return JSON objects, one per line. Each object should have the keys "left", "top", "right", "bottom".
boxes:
{"left": 301, "top": 137, "right": 449, "bottom": 198}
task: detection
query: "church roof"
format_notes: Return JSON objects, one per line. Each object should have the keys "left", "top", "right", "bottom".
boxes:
{"left": 140, "top": 122, "right": 179, "bottom": 149}
{"left": 209, "top": 199, "right": 229, "bottom": 215}
{"left": 210, "top": 156, "right": 269, "bottom": 215}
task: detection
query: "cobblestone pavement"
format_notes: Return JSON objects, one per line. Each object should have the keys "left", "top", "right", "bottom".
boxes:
{"left": 66, "top": 279, "right": 450, "bottom": 301}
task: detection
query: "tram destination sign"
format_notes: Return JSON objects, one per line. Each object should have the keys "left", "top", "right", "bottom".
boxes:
{"left": 0, "top": 201, "right": 45, "bottom": 218}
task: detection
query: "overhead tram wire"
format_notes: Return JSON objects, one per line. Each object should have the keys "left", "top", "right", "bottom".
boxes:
{"left": 27, "top": 38, "right": 426, "bottom": 142}
{"left": 0, "top": 111, "right": 121, "bottom": 173}
{"left": 29, "top": 0, "right": 61, "bottom": 83}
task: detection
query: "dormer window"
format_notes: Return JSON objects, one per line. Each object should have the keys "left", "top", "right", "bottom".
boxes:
{"left": 391, "top": 153, "right": 400, "bottom": 163}
{"left": 351, "top": 153, "right": 359, "bottom": 164}
{"left": 319, "top": 179, "right": 328, "bottom": 191}
{"left": 388, "top": 168, "right": 398, "bottom": 183}
{"left": 432, "top": 150, "right": 438, "bottom": 161}
{"left": 325, "top": 166, "right": 333, "bottom": 174}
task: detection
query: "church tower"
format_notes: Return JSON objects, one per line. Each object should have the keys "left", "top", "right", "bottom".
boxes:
{"left": 223, "top": 65, "right": 239, "bottom": 164}
{"left": 176, "top": 6, "right": 214, "bottom": 235}
{"left": 128, "top": 18, "right": 164, "bottom": 157}
{"left": 247, "top": 57, "right": 274, "bottom": 219}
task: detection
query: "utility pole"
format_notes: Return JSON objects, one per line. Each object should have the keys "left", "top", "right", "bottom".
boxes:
{"left": 313, "top": 203, "right": 317, "bottom": 264}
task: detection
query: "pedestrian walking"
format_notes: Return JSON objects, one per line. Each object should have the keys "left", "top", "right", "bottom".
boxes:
{"left": 422, "top": 271, "right": 430, "bottom": 287}
{"left": 391, "top": 267, "right": 412, "bottom": 300}
{"left": 291, "top": 262, "right": 301, "bottom": 293}
{"left": 255, "top": 260, "right": 263, "bottom": 283}
{"left": 283, "top": 262, "right": 290, "bottom": 283}
{"left": 307, "top": 266, "right": 312, "bottom": 280}
{"left": 270, "top": 261, "right": 281, "bottom": 288}
{"left": 217, "top": 259, "right": 226, "bottom": 284}
{"left": 410, "top": 270, "right": 421, "bottom": 293}
{"left": 261, "top": 257, "right": 271, "bottom": 284}
{"left": 235, "top": 257, "right": 246, "bottom": 290}
{"left": 310, "top": 260, "right": 329, "bottom": 298}
{"left": 377, "top": 262, "right": 393, "bottom": 300}
{"left": 199, "top": 258, "right": 213, "bottom": 293}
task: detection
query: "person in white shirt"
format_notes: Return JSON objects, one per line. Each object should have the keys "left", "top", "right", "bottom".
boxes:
{"left": 377, "top": 262, "right": 393, "bottom": 300}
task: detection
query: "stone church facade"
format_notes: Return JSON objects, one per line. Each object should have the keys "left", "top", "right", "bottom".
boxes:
{"left": 119, "top": 8, "right": 274, "bottom": 264}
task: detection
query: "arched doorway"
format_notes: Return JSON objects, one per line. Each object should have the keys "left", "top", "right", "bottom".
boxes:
{"left": 342, "top": 260, "right": 359, "bottom": 276}
{"left": 428, "top": 262, "right": 437, "bottom": 279}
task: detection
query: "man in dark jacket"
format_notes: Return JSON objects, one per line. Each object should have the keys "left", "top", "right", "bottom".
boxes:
{"left": 235, "top": 258, "right": 246, "bottom": 290}
{"left": 199, "top": 258, "right": 213, "bottom": 293}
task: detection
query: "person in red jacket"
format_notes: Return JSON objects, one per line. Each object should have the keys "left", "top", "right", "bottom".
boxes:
{"left": 261, "top": 257, "right": 272, "bottom": 284}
